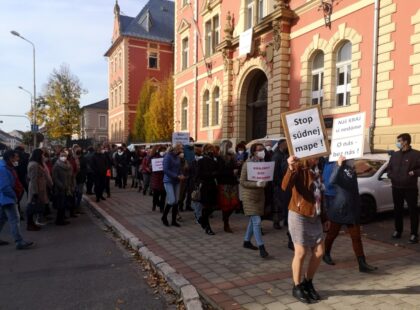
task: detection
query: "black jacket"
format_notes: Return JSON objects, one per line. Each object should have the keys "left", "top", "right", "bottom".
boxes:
{"left": 90, "top": 153, "right": 108, "bottom": 178}
{"left": 388, "top": 148, "right": 420, "bottom": 189}
{"left": 328, "top": 164, "right": 361, "bottom": 225}
{"left": 197, "top": 155, "right": 218, "bottom": 207}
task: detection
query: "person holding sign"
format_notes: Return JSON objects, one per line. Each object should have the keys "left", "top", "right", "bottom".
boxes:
{"left": 240, "top": 143, "right": 269, "bottom": 259}
{"left": 281, "top": 155, "right": 328, "bottom": 304}
{"left": 323, "top": 155, "right": 377, "bottom": 273}
{"left": 150, "top": 145, "right": 167, "bottom": 213}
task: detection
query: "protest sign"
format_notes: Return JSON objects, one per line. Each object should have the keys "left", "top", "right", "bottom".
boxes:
{"left": 172, "top": 132, "right": 190, "bottom": 145}
{"left": 281, "top": 105, "right": 330, "bottom": 160}
{"left": 247, "top": 162, "right": 275, "bottom": 182}
{"left": 329, "top": 112, "right": 366, "bottom": 161}
{"left": 151, "top": 158, "right": 164, "bottom": 172}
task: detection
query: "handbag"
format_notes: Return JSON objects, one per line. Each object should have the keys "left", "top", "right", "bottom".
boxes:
{"left": 191, "top": 183, "right": 202, "bottom": 202}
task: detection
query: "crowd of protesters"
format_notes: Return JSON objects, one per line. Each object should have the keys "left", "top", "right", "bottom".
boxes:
{"left": 1, "top": 132, "right": 419, "bottom": 304}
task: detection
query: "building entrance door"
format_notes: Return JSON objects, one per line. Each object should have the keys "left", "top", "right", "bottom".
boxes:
{"left": 246, "top": 71, "right": 268, "bottom": 141}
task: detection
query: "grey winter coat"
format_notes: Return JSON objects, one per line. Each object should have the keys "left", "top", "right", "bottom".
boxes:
{"left": 239, "top": 160, "right": 265, "bottom": 216}
{"left": 28, "top": 161, "right": 52, "bottom": 204}
{"left": 52, "top": 160, "right": 73, "bottom": 195}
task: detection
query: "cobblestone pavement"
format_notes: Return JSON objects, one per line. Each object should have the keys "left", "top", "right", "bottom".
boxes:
{"left": 86, "top": 186, "right": 420, "bottom": 310}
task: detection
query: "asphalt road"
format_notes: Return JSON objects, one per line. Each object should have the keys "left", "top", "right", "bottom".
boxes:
{"left": 0, "top": 205, "right": 175, "bottom": 310}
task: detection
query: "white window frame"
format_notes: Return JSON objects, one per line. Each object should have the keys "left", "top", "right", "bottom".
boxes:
{"left": 148, "top": 51, "right": 159, "bottom": 69}
{"left": 336, "top": 42, "right": 352, "bottom": 107}
{"left": 99, "top": 114, "right": 107, "bottom": 130}
{"left": 119, "top": 85, "right": 122, "bottom": 105}
{"left": 212, "top": 87, "right": 220, "bottom": 126}
{"left": 258, "top": 0, "right": 265, "bottom": 22}
{"left": 202, "top": 90, "right": 210, "bottom": 128}
{"left": 311, "top": 52, "right": 324, "bottom": 106}
{"left": 213, "top": 15, "right": 220, "bottom": 53}
{"left": 205, "top": 20, "right": 212, "bottom": 57}
{"left": 246, "top": 0, "right": 254, "bottom": 30}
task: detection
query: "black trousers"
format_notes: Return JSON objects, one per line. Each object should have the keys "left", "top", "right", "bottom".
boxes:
{"left": 94, "top": 176, "right": 106, "bottom": 200}
{"left": 86, "top": 173, "right": 94, "bottom": 193}
{"left": 105, "top": 176, "right": 111, "bottom": 196}
{"left": 392, "top": 187, "right": 419, "bottom": 236}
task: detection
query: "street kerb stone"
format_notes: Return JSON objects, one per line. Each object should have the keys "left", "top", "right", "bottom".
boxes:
{"left": 83, "top": 194, "right": 203, "bottom": 309}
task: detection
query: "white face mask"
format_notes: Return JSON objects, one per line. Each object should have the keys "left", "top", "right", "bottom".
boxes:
{"left": 238, "top": 150, "right": 244, "bottom": 155}
{"left": 195, "top": 155, "right": 202, "bottom": 161}
{"left": 179, "top": 153, "right": 185, "bottom": 159}
{"left": 265, "top": 146, "right": 272, "bottom": 152}
{"left": 60, "top": 156, "right": 67, "bottom": 162}
{"left": 101, "top": 150, "right": 106, "bottom": 154}
{"left": 159, "top": 152, "right": 165, "bottom": 157}
{"left": 12, "top": 161, "right": 19, "bottom": 167}
{"left": 117, "top": 151, "right": 123, "bottom": 155}
{"left": 257, "top": 150, "right": 265, "bottom": 159}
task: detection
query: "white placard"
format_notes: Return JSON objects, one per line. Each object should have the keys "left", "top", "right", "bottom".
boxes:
{"left": 239, "top": 28, "right": 253, "bottom": 57}
{"left": 329, "top": 112, "right": 366, "bottom": 161}
{"left": 152, "top": 158, "right": 164, "bottom": 172}
{"left": 247, "top": 162, "right": 275, "bottom": 182}
{"left": 172, "top": 132, "right": 190, "bottom": 145}
{"left": 283, "top": 107, "right": 328, "bottom": 159}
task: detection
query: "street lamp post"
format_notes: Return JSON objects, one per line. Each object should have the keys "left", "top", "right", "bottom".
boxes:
{"left": 11, "top": 30, "right": 37, "bottom": 148}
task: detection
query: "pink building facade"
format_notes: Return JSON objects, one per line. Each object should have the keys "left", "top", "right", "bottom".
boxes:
{"left": 174, "top": 0, "right": 420, "bottom": 150}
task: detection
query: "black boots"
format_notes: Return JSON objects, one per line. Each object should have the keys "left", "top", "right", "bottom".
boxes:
{"left": 171, "top": 204, "right": 180, "bottom": 227}
{"left": 323, "top": 252, "right": 336, "bottom": 265}
{"left": 243, "top": 241, "right": 258, "bottom": 250}
{"left": 161, "top": 204, "right": 171, "bottom": 226}
{"left": 357, "top": 256, "right": 377, "bottom": 273}
{"left": 292, "top": 279, "right": 321, "bottom": 304}
{"left": 259, "top": 245, "right": 269, "bottom": 258}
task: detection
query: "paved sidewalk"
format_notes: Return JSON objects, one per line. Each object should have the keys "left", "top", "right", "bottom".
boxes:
{"left": 85, "top": 187, "right": 420, "bottom": 310}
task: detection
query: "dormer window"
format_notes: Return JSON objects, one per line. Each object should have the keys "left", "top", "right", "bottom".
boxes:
{"left": 139, "top": 10, "right": 152, "bottom": 32}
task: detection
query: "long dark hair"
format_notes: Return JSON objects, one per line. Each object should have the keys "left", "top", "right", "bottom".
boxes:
{"left": 29, "top": 148, "right": 44, "bottom": 165}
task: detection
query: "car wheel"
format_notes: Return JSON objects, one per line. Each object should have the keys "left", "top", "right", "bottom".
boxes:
{"left": 360, "top": 195, "right": 376, "bottom": 224}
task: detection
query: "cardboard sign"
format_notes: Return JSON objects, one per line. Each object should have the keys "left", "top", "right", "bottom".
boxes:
{"left": 247, "top": 162, "right": 275, "bottom": 182}
{"left": 329, "top": 112, "right": 366, "bottom": 161}
{"left": 239, "top": 28, "right": 253, "bottom": 57}
{"left": 151, "top": 158, "right": 164, "bottom": 172}
{"left": 281, "top": 105, "right": 330, "bottom": 160}
{"left": 172, "top": 132, "right": 190, "bottom": 145}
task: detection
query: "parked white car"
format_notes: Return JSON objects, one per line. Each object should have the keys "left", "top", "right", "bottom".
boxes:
{"left": 355, "top": 153, "right": 420, "bottom": 223}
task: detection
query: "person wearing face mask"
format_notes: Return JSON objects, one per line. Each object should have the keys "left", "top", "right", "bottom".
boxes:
{"left": 162, "top": 143, "right": 185, "bottom": 227}
{"left": 0, "top": 150, "right": 33, "bottom": 249}
{"left": 52, "top": 150, "right": 73, "bottom": 225}
{"left": 141, "top": 148, "right": 153, "bottom": 196}
{"left": 387, "top": 133, "right": 420, "bottom": 244}
{"left": 281, "top": 155, "right": 329, "bottom": 304}
{"left": 322, "top": 155, "right": 377, "bottom": 273}
{"left": 27, "top": 149, "right": 52, "bottom": 230}
{"left": 240, "top": 143, "right": 269, "bottom": 258}
{"left": 150, "top": 145, "right": 167, "bottom": 212}
{"left": 216, "top": 140, "right": 240, "bottom": 233}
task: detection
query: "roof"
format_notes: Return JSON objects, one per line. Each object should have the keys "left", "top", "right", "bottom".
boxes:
{"left": 82, "top": 99, "right": 108, "bottom": 110}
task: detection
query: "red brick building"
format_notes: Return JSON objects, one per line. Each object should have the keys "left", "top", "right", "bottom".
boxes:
{"left": 174, "top": 0, "right": 420, "bottom": 150}
{"left": 106, "top": 0, "right": 174, "bottom": 143}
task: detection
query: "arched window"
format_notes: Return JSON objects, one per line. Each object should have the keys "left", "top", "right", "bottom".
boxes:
{"left": 181, "top": 98, "right": 188, "bottom": 130}
{"left": 212, "top": 87, "right": 220, "bottom": 126}
{"left": 202, "top": 90, "right": 210, "bottom": 127}
{"left": 311, "top": 51, "right": 324, "bottom": 106}
{"left": 119, "top": 120, "right": 122, "bottom": 141}
{"left": 336, "top": 41, "right": 352, "bottom": 106}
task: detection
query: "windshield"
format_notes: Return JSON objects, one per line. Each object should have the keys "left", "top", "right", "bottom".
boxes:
{"left": 354, "top": 159, "right": 386, "bottom": 178}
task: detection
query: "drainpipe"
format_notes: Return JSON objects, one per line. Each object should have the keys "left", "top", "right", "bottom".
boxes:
{"left": 194, "top": 0, "right": 199, "bottom": 141}
{"left": 369, "top": 0, "right": 380, "bottom": 153}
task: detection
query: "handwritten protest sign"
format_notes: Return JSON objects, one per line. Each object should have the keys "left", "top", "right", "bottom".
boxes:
{"left": 329, "top": 112, "right": 365, "bottom": 161}
{"left": 172, "top": 132, "right": 190, "bottom": 145}
{"left": 247, "top": 162, "right": 275, "bottom": 182}
{"left": 281, "top": 105, "right": 330, "bottom": 160}
{"left": 151, "top": 158, "right": 164, "bottom": 172}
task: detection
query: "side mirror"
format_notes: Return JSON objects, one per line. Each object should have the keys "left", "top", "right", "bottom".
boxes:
{"left": 380, "top": 172, "right": 389, "bottom": 180}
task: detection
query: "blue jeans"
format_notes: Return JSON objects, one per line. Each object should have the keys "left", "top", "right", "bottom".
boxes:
{"left": 0, "top": 204, "right": 23, "bottom": 244}
{"left": 192, "top": 201, "right": 202, "bottom": 219}
{"left": 164, "top": 182, "right": 180, "bottom": 205}
{"left": 244, "top": 215, "right": 264, "bottom": 246}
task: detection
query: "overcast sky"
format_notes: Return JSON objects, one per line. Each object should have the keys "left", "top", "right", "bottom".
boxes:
{"left": 0, "top": 0, "right": 149, "bottom": 133}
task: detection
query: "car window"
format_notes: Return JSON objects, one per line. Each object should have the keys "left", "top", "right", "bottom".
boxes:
{"left": 354, "top": 159, "right": 386, "bottom": 178}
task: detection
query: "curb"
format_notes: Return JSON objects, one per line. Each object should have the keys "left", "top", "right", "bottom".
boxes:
{"left": 83, "top": 196, "right": 203, "bottom": 310}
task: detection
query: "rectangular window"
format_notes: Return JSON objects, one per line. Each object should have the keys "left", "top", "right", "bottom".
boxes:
{"left": 99, "top": 115, "right": 107, "bottom": 129}
{"left": 213, "top": 15, "right": 220, "bottom": 52}
{"left": 336, "top": 64, "right": 351, "bottom": 106}
{"left": 182, "top": 38, "right": 189, "bottom": 70}
{"left": 246, "top": 1, "right": 254, "bottom": 30}
{"left": 205, "top": 20, "right": 212, "bottom": 57}
{"left": 258, "top": 0, "right": 265, "bottom": 22}
{"left": 311, "top": 71, "right": 324, "bottom": 106}
{"left": 182, "top": 105, "right": 188, "bottom": 130}
{"left": 148, "top": 52, "right": 158, "bottom": 69}
{"left": 203, "top": 101, "right": 210, "bottom": 127}
{"left": 119, "top": 85, "right": 122, "bottom": 105}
